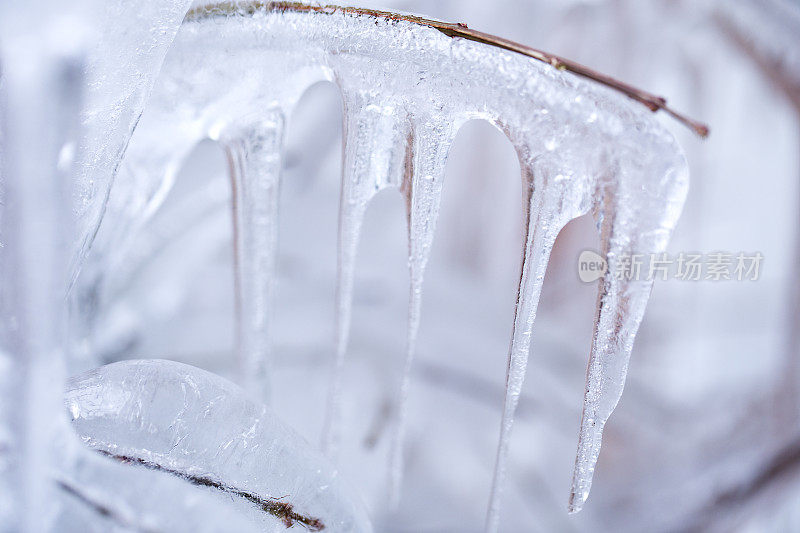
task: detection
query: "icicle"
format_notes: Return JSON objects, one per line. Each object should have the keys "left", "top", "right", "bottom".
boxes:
{"left": 322, "top": 90, "right": 409, "bottom": 456}
{"left": 486, "top": 152, "right": 585, "bottom": 532}
{"left": 569, "top": 157, "right": 688, "bottom": 513}
{"left": 388, "top": 113, "right": 456, "bottom": 504}
{"left": 222, "top": 110, "right": 286, "bottom": 400}
{"left": 568, "top": 225, "right": 648, "bottom": 511}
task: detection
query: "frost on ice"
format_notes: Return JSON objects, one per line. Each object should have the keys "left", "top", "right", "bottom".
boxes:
{"left": 1, "top": 0, "right": 692, "bottom": 530}
{"left": 66, "top": 359, "right": 372, "bottom": 532}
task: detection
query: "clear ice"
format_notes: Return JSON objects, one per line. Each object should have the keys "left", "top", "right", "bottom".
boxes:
{"left": 67, "top": 0, "right": 195, "bottom": 372}
{"left": 1, "top": 0, "right": 691, "bottom": 530}
{"left": 224, "top": 114, "right": 285, "bottom": 399}
{"left": 66, "top": 359, "right": 372, "bottom": 532}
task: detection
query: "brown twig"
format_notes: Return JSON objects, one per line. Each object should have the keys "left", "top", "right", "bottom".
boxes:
{"left": 186, "top": 1, "right": 709, "bottom": 137}
{"left": 95, "top": 449, "right": 325, "bottom": 531}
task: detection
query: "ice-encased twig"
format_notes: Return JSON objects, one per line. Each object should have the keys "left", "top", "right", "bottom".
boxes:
{"left": 66, "top": 359, "right": 372, "bottom": 532}
{"left": 187, "top": 2, "right": 709, "bottom": 138}
{"left": 56, "top": 451, "right": 264, "bottom": 533}
{"left": 117, "top": 3, "right": 690, "bottom": 523}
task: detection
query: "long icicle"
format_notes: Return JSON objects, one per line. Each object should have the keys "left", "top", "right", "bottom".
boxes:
{"left": 570, "top": 146, "right": 695, "bottom": 512}
{"left": 224, "top": 110, "right": 286, "bottom": 400}
{"left": 568, "top": 197, "right": 657, "bottom": 514}
{"left": 389, "top": 114, "right": 455, "bottom": 505}
{"left": 485, "top": 156, "right": 575, "bottom": 533}
{"left": 322, "top": 92, "right": 408, "bottom": 456}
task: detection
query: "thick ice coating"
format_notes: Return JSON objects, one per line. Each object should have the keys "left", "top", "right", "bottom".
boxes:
{"left": 65, "top": 359, "right": 372, "bottom": 532}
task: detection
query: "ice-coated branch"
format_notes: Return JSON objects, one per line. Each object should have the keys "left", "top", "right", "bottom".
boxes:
{"left": 66, "top": 360, "right": 372, "bottom": 532}
{"left": 95, "top": 450, "right": 324, "bottom": 531}
{"left": 123, "top": 2, "right": 692, "bottom": 525}
{"left": 186, "top": 1, "right": 710, "bottom": 137}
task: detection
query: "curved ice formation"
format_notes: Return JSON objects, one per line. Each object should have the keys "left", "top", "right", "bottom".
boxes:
{"left": 71, "top": 0, "right": 195, "bottom": 275}
{"left": 101, "top": 1, "right": 688, "bottom": 527}
{"left": 66, "top": 359, "right": 372, "bottom": 532}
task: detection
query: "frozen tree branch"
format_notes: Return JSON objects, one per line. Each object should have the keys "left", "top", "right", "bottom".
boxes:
{"left": 186, "top": 1, "right": 710, "bottom": 137}
{"left": 95, "top": 450, "right": 325, "bottom": 531}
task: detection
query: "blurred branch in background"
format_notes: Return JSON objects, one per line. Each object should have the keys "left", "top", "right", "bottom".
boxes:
{"left": 716, "top": 0, "right": 800, "bottom": 431}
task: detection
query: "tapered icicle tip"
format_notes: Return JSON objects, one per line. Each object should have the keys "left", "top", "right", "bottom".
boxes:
{"left": 568, "top": 419, "right": 603, "bottom": 515}
{"left": 567, "top": 468, "right": 592, "bottom": 514}
{"left": 567, "top": 489, "right": 587, "bottom": 515}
